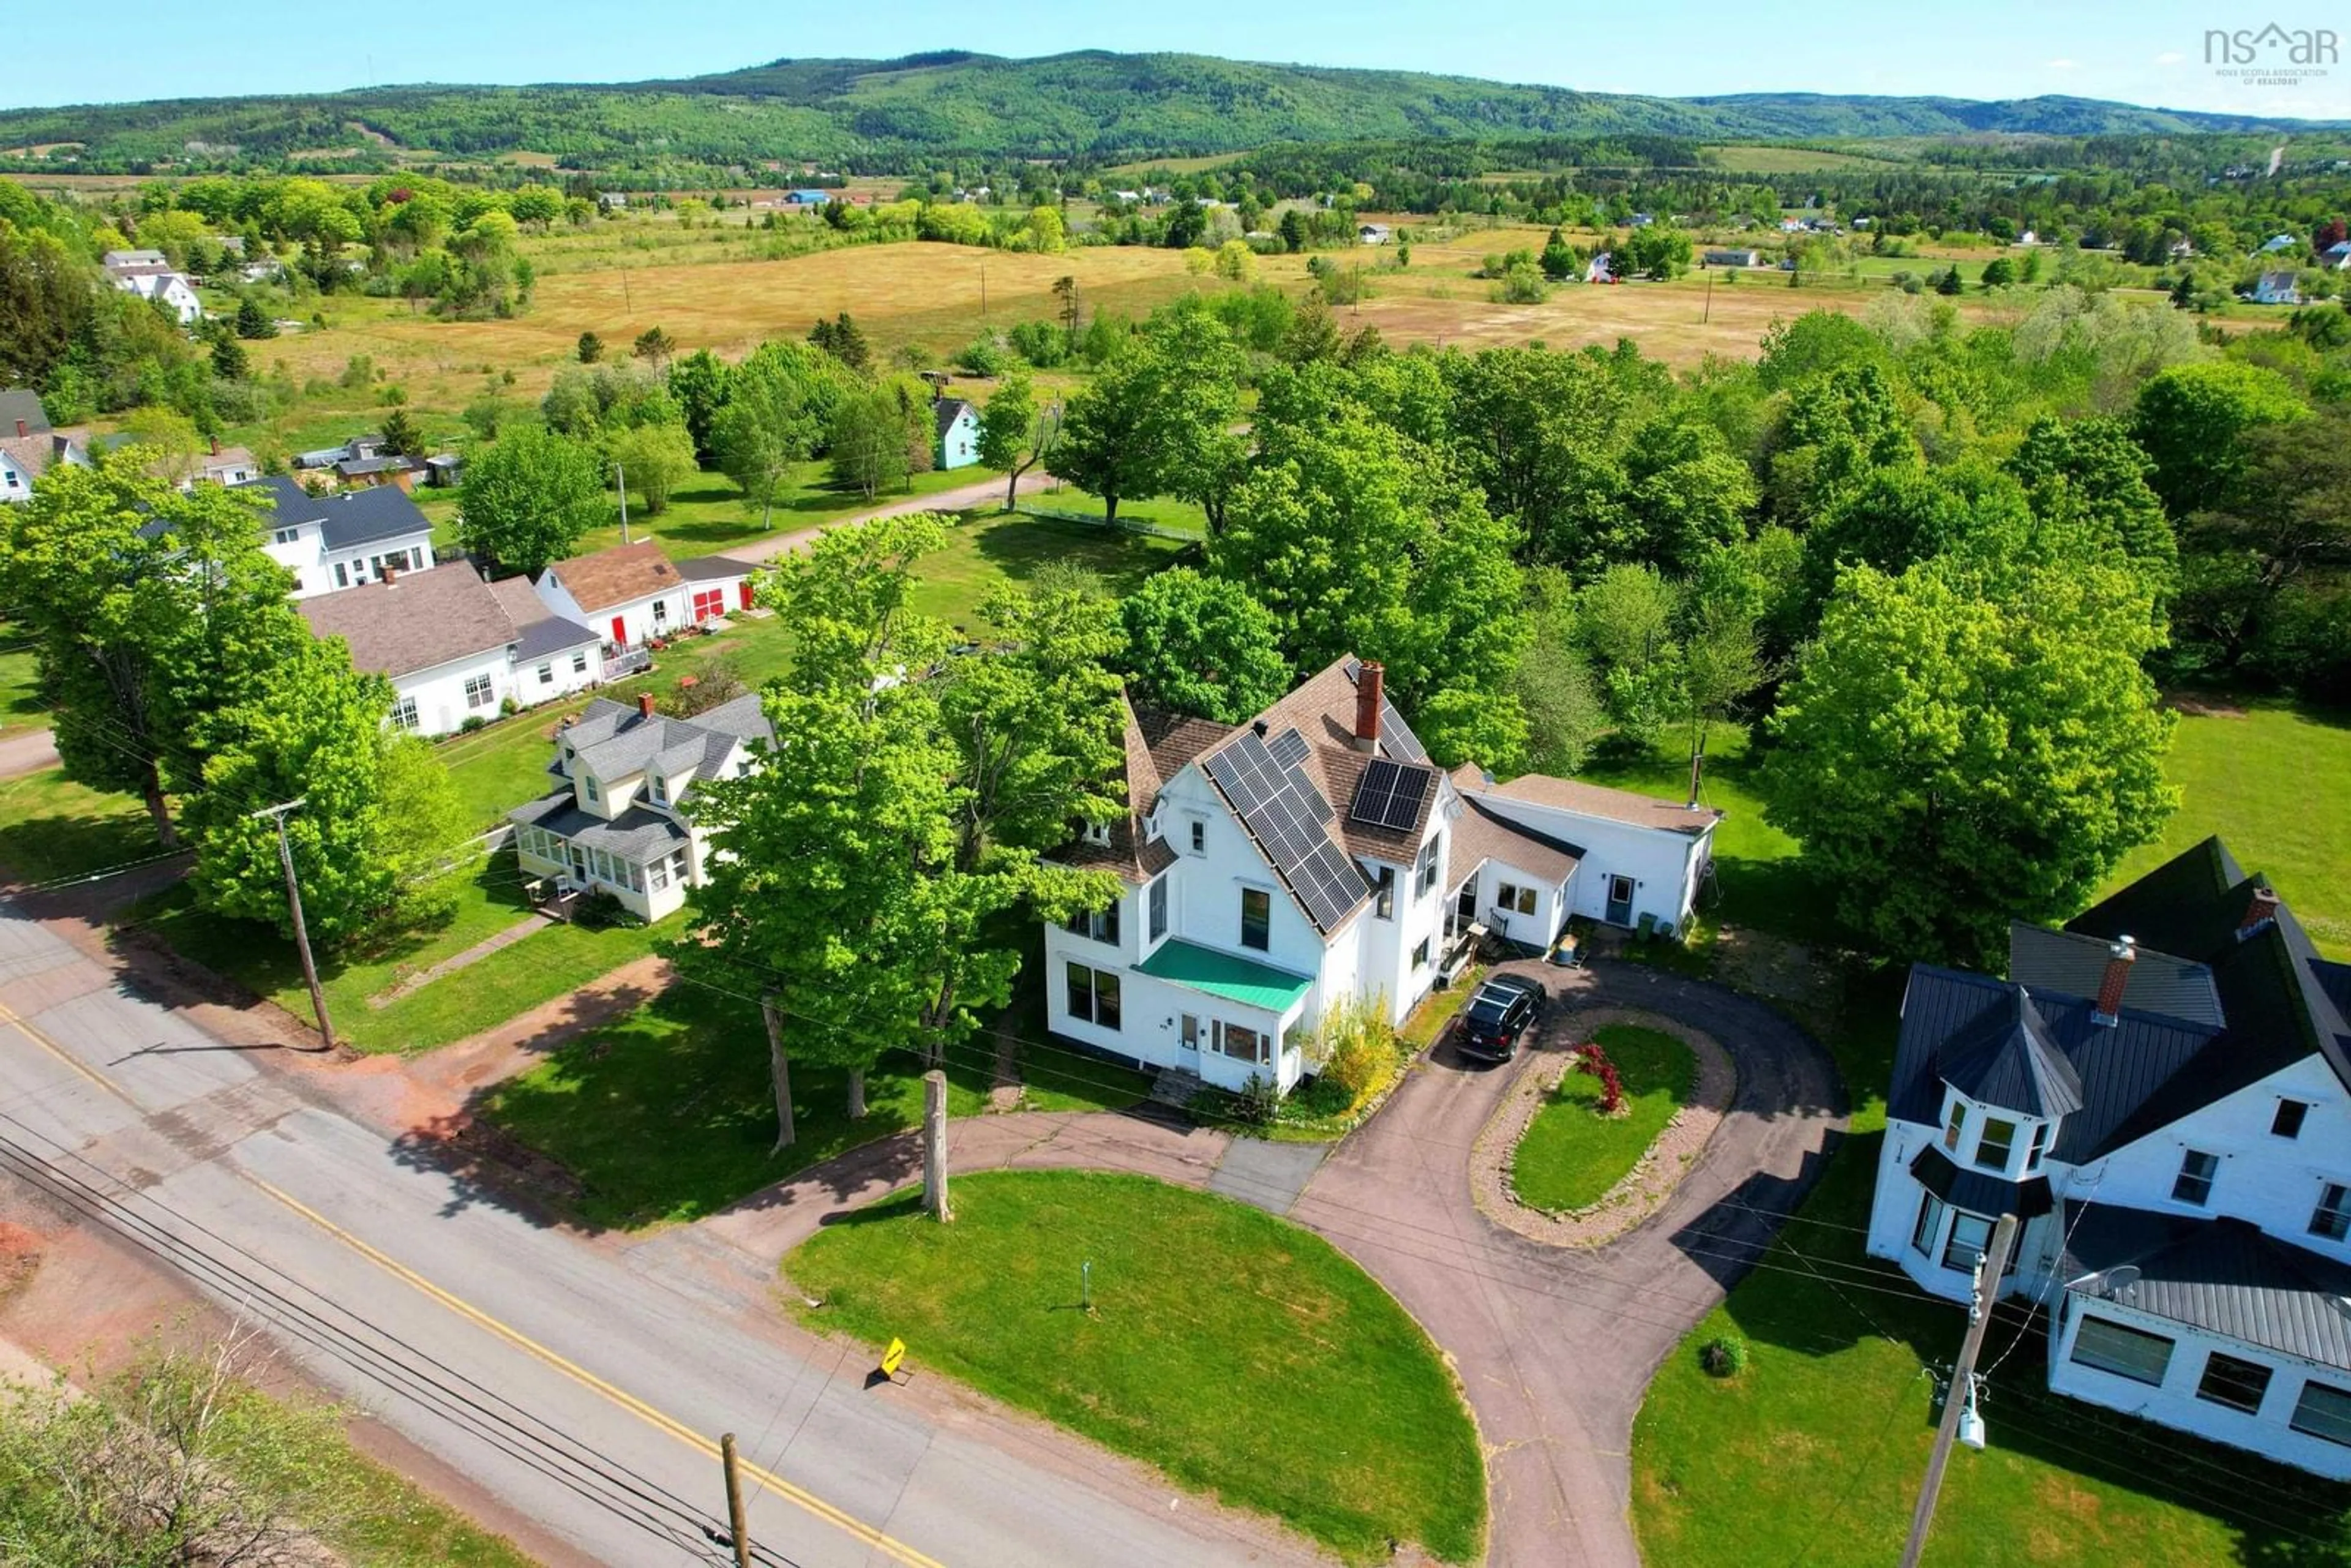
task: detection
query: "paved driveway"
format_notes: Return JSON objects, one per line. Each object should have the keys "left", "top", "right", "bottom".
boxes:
{"left": 1291, "top": 958, "right": 1844, "bottom": 1568}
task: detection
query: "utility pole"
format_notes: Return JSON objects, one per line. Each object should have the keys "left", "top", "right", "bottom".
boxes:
{"left": 1900, "top": 1212, "right": 2017, "bottom": 1568}
{"left": 615, "top": 462, "right": 631, "bottom": 545}
{"left": 1704, "top": 269, "right": 1714, "bottom": 324}
{"left": 251, "top": 800, "right": 333, "bottom": 1051}
{"left": 922, "top": 1069, "right": 951, "bottom": 1222}
{"left": 719, "top": 1433, "right": 752, "bottom": 1568}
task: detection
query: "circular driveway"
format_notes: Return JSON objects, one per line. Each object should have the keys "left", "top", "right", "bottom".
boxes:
{"left": 1288, "top": 958, "right": 1845, "bottom": 1568}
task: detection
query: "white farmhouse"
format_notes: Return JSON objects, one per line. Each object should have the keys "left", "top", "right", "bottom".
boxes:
{"left": 1041, "top": 658, "right": 1719, "bottom": 1096}
{"left": 532, "top": 541, "right": 751, "bottom": 659}
{"left": 1865, "top": 839, "right": 2351, "bottom": 1478}
{"left": 238, "top": 476, "right": 439, "bottom": 598}
{"left": 0, "top": 432, "right": 87, "bottom": 503}
{"left": 933, "top": 396, "right": 981, "bottom": 470}
{"left": 508, "top": 692, "right": 772, "bottom": 921}
{"left": 113, "top": 269, "right": 204, "bottom": 326}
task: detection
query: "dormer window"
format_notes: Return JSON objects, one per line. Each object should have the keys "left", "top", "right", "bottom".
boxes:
{"left": 2024, "top": 1121, "right": 2051, "bottom": 1172}
{"left": 1083, "top": 820, "right": 1112, "bottom": 847}
{"left": 1943, "top": 1100, "right": 1967, "bottom": 1153}
{"left": 648, "top": 772, "right": 667, "bottom": 805}
{"left": 584, "top": 777, "right": 600, "bottom": 805}
{"left": 1974, "top": 1116, "right": 2017, "bottom": 1172}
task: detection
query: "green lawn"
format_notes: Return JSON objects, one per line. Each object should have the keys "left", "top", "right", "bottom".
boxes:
{"left": 787, "top": 1169, "right": 1486, "bottom": 1564}
{"left": 0, "top": 767, "right": 163, "bottom": 884}
{"left": 1511, "top": 1024, "right": 1697, "bottom": 1213}
{"left": 135, "top": 852, "right": 669, "bottom": 1055}
{"left": 0, "top": 643, "right": 42, "bottom": 735}
{"left": 479, "top": 981, "right": 1000, "bottom": 1228}
{"left": 911, "top": 510, "right": 1197, "bottom": 630}
{"left": 2110, "top": 701, "right": 2351, "bottom": 958}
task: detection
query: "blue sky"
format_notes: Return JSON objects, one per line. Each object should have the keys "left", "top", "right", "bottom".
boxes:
{"left": 10, "top": 1, "right": 2351, "bottom": 117}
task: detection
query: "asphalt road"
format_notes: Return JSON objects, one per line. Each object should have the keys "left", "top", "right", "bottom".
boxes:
{"left": 0, "top": 904, "right": 1308, "bottom": 1568}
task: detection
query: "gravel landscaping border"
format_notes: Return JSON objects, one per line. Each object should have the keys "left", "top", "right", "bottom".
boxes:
{"left": 1468, "top": 1005, "right": 1738, "bottom": 1248}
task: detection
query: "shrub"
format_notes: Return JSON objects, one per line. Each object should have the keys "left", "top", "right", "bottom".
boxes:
{"left": 339, "top": 353, "right": 375, "bottom": 388}
{"left": 954, "top": 337, "right": 1009, "bottom": 377}
{"left": 1573, "top": 1043, "right": 1627, "bottom": 1114}
{"left": 458, "top": 715, "right": 487, "bottom": 733}
{"left": 1231, "top": 1073, "right": 1278, "bottom": 1125}
{"left": 570, "top": 887, "right": 635, "bottom": 929}
{"left": 1314, "top": 992, "right": 1397, "bottom": 1103}
{"left": 1007, "top": 318, "right": 1068, "bottom": 367}
{"left": 500, "top": 696, "right": 520, "bottom": 716}
{"left": 1493, "top": 263, "right": 1550, "bottom": 305}
{"left": 1700, "top": 1334, "right": 1749, "bottom": 1378}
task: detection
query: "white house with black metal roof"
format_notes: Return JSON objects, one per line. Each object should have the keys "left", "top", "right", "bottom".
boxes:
{"left": 1040, "top": 657, "right": 1720, "bottom": 1097}
{"left": 1867, "top": 839, "right": 2351, "bottom": 1477}
{"left": 506, "top": 692, "right": 773, "bottom": 921}
{"left": 236, "top": 476, "right": 438, "bottom": 598}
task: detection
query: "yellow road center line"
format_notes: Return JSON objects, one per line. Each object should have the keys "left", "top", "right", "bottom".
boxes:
{"left": 244, "top": 1176, "right": 943, "bottom": 1568}
{"left": 0, "top": 999, "right": 134, "bottom": 1103}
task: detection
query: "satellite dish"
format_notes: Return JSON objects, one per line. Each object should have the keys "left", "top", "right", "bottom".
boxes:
{"left": 2103, "top": 1265, "right": 2142, "bottom": 1299}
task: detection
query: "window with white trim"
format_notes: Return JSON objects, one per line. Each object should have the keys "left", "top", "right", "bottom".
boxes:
{"left": 2173, "top": 1149, "right": 2219, "bottom": 1207}
{"left": 536, "top": 662, "right": 554, "bottom": 685}
{"left": 1211, "top": 1019, "right": 1269, "bottom": 1065}
{"left": 571, "top": 651, "right": 589, "bottom": 675}
{"left": 1065, "top": 900, "right": 1119, "bottom": 945}
{"left": 272, "top": 526, "right": 299, "bottom": 545}
{"left": 648, "top": 771, "right": 667, "bottom": 805}
{"left": 1416, "top": 836, "right": 1441, "bottom": 898}
{"left": 2024, "top": 1120, "right": 2051, "bottom": 1172}
{"left": 2314, "top": 1183, "right": 2351, "bottom": 1242}
{"left": 2275, "top": 1100, "right": 2312, "bottom": 1139}
{"left": 2197, "top": 1352, "right": 2274, "bottom": 1415}
{"left": 584, "top": 777, "right": 600, "bottom": 805}
{"left": 1189, "top": 819, "right": 1206, "bottom": 854}
{"left": 1410, "top": 937, "right": 1430, "bottom": 970}
{"left": 1975, "top": 1116, "right": 2017, "bottom": 1172}
{"left": 2292, "top": 1381, "right": 2351, "bottom": 1446}
{"left": 1372, "top": 865, "right": 1395, "bottom": 920}
{"left": 390, "top": 694, "right": 420, "bottom": 732}
{"left": 1240, "top": 887, "right": 1270, "bottom": 951}
{"left": 463, "top": 673, "right": 495, "bottom": 710}
{"left": 1911, "top": 1192, "right": 1947, "bottom": 1257}
{"left": 1496, "top": 881, "right": 1537, "bottom": 915}
{"left": 2071, "top": 1316, "right": 2175, "bottom": 1386}
{"left": 1941, "top": 1210, "right": 1994, "bottom": 1272}
{"left": 1148, "top": 876, "right": 1168, "bottom": 942}
{"left": 1943, "top": 1099, "right": 1967, "bottom": 1153}
{"left": 1065, "top": 963, "right": 1121, "bottom": 1030}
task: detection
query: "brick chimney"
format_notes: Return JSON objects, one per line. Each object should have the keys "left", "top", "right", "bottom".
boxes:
{"left": 2238, "top": 886, "right": 2282, "bottom": 942}
{"left": 12, "top": 419, "right": 24, "bottom": 438}
{"left": 638, "top": 692, "right": 656, "bottom": 719}
{"left": 1352, "top": 661, "right": 1384, "bottom": 754}
{"left": 2092, "top": 936, "right": 2136, "bottom": 1027}
{"left": 378, "top": 561, "right": 398, "bottom": 585}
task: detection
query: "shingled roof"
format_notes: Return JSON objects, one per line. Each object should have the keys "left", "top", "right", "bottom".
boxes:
{"left": 298, "top": 564, "right": 517, "bottom": 679}
{"left": 543, "top": 541, "right": 685, "bottom": 613}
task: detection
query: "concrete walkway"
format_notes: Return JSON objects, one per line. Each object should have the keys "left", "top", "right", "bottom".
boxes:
{"left": 1292, "top": 959, "right": 1843, "bottom": 1568}
{"left": 1206, "top": 1138, "right": 1330, "bottom": 1216}
{"left": 713, "top": 469, "right": 1058, "bottom": 567}
{"left": 366, "top": 911, "right": 552, "bottom": 1007}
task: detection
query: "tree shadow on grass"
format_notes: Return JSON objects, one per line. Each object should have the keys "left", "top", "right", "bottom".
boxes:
{"left": 972, "top": 515, "right": 1199, "bottom": 598}
{"left": 0, "top": 807, "right": 160, "bottom": 888}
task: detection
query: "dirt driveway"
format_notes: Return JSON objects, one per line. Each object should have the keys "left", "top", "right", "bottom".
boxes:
{"left": 1291, "top": 958, "right": 1844, "bottom": 1568}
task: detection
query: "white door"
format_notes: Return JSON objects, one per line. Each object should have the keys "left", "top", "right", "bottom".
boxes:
{"left": 1178, "top": 1014, "right": 1202, "bottom": 1067}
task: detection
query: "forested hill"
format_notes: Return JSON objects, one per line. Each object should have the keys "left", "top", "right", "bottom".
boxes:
{"left": 5, "top": 48, "right": 2343, "bottom": 170}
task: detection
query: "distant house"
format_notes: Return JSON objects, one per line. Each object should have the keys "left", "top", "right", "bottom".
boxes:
{"left": 1108, "top": 189, "right": 1142, "bottom": 204}
{"left": 425, "top": 453, "right": 465, "bottom": 488}
{"left": 114, "top": 270, "right": 202, "bottom": 326}
{"left": 783, "top": 189, "right": 831, "bottom": 205}
{"left": 102, "top": 249, "right": 168, "bottom": 272}
{"left": 598, "top": 192, "right": 628, "bottom": 209}
{"left": 2261, "top": 234, "right": 2300, "bottom": 253}
{"left": 2325, "top": 240, "right": 2351, "bottom": 270}
{"left": 0, "top": 432, "right": 87, "bottom": 504}
{"left": 0, "top": 388, "right": 54, "bottom": 438}
{"left": 1627, "top": 212, "right": 1654, "bottom": 227}
{"left": 335, "top": 453, "right": 427, "bottom": 491}
{"left": 294, "top": 434, "right": 387, "bottom": 470}
{"left": 1585, "top": 252, "right": 1617, "bottom": 284}
{"left": 508, "top": 692, "right": 774, "bottom": 921}
{"left": 2016, "top": 228, "right": 2040, "bottom": 246}
{"left": 2254, "top": 271, "right": 2303, "bottom": 305}
{"left": 1864, "top": 839, "right": 2351, "bottom": 1481}
{"left": 1702, "top": 248, "right": 1762, "bottom": 268}
{"left": 934, "top": 397, "right": 980, "bottom": 470}
{"left": 238, "top": 476, "right": 438, "bottom": 598}
{"left": 2170, "top": 238, "right": 2198, "bottom": 260}
{"left": 532, "top": 540, "right": 751, "bottom": 655}
{"left": 195, "top": 441, "right": 258, "bottom": 488}
{"left": 1357, "top": 223, "right": 1392, "bottom": 245}
{"left": 300, "top": 563, "right": 527, "bottom": 737}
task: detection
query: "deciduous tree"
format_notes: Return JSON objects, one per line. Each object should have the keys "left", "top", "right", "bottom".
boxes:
{"left": 975, "top": 372, "right": 1056, "bottom": 511}
{"left": 1116, "top": 568, "right": 1292, "bottom": 722}
{"left": 455, "top": 424, "right": 606, "bottom": 575}
{"left": 609, "top": 419, "right": 697, "bottom": 516}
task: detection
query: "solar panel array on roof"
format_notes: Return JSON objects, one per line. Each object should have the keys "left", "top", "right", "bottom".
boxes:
{"left": 1267, "top": 728, "right": 1310, "bottom": 769}
{"left": 1379, "top": 697, "right": 1427, "bottom": 763}
{"left": 1204, "top": 730, "right": 1368, "bottom": 932}
{"left": 1350, "top": 757, "right": 1434, "bottom": 832}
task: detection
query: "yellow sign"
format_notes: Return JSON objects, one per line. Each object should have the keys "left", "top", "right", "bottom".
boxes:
{"left": 880, "top": 1338, "right": 907, "bottom": 1378}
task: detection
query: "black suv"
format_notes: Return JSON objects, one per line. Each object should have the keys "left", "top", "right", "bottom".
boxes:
{"left": 1454, "top": 973, "right": 1544, "bottom": 1063}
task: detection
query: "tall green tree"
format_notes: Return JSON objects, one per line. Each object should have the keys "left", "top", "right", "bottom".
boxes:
{"left": 1116, "top": 567, "right": 1292, "bottom": 722}
{"left": 667, "top": 348, "right": 735, "bottom": 463}
{"left": 714, "top": 341, "right": 836, "bottom": 523}
{"left": 184, "top": 638, "right": 466, "bottom": 946}
{"left": 609, "top": 419, "right": 697, "bottom": 517}
{"left": 454, "top": 424, "right": 606, "bottom": 576}
{"left": 1057, "top": 301, "right": 1243, "bottom": 530}
{"left": 1764, "top": 557, "right": 2176, "bottom": 967}
{"left": 975, "top": 372, "right": 1056, "bottom": 512}
{"left": 2131, "top": 360, "right": 2306, "bottom": 518}
{"left": 2005, "top": 414, "right": 2178, "bottom": 597}
{"left": 0, "top": 458, "right": 306, "bottom": 847}
{"left": 827, "top": 383, "right": 923, "bottom": 501}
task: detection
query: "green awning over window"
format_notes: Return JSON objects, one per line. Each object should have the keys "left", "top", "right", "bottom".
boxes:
{"left": 1135, "top": 939, "right": 1313, "bottom": 1014}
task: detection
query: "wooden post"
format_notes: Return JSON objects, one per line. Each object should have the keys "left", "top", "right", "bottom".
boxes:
{"left": 253, "top": 800, "right": 332, "bottom": 1051}
{"left": 923, "top": 1068, "right": 951, "bottom": 1222}
{"left": 759, "top": 996, "right": 795, "bottom": 1153}
{"left": 1900, "top": 1213, "right": 2017, "bottom": 1568}
{"left": 719, "top": 1432, "right": 752, "bottom": 1568}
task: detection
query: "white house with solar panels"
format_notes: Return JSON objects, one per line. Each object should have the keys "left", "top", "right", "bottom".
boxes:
{"left": 1041, "top": 656, "right": 1722, "bottom": 1097}
{"left": 1865, "top": 839, "right": 2351, "bottom": 1478}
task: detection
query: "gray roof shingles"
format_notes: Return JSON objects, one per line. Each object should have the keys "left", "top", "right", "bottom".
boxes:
{"left": 234, "top": 476, "right": 433, "bottom": 552}
{"left": 508, "top": 794, "right": 689, "bottom": 861}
